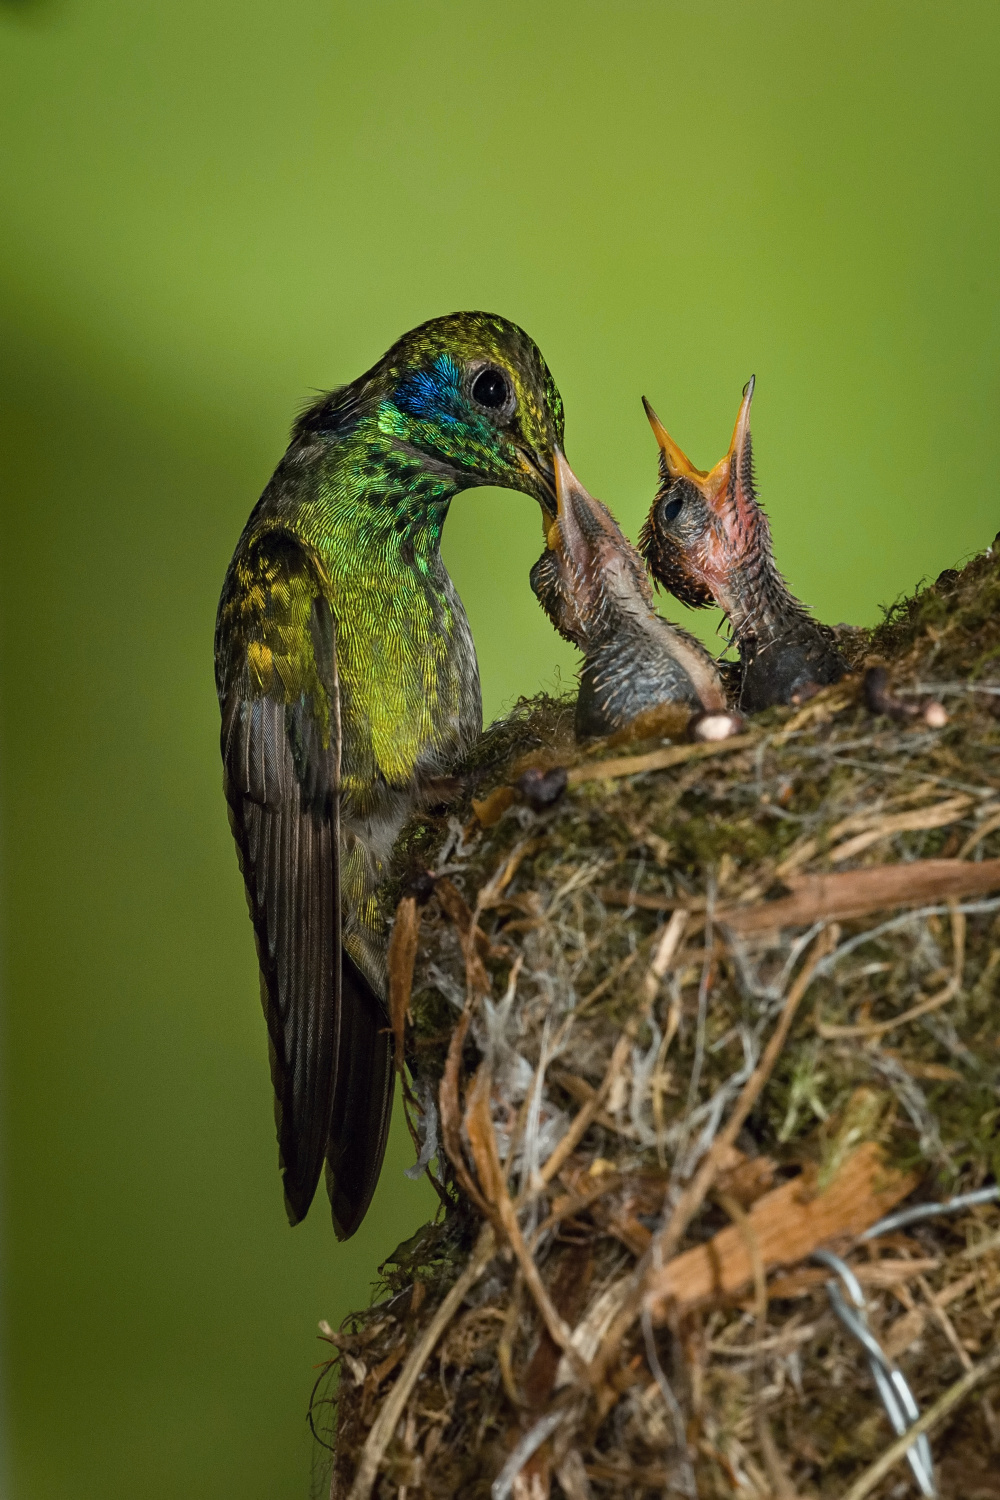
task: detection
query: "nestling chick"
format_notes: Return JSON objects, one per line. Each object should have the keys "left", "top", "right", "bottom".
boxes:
{"left": 530, "top": 452, "right": 727, "bottom": 739}
{"left": 639, "top": 378, "right": 846, "bottom": 713}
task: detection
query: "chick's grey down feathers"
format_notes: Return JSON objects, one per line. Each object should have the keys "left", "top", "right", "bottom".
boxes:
{"left": 530, "top": 460, "right": 726, "bottom": 738}
{"left": 640, "top": 383, "right": 846, "bottom": 713}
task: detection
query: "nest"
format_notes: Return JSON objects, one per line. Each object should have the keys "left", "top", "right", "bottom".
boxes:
{"left": 315, "top": 543, "right": 1000, "bottom": 1500}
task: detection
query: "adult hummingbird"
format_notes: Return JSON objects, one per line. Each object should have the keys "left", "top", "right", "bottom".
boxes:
{"left": 639, "top": 379, "right": 846, "bottom": 713}
{"left": 530, "top": 453, "right": 727, "bottom": 737}
{"left": 215, "top": 312, "right": 567, "bottom": 1237}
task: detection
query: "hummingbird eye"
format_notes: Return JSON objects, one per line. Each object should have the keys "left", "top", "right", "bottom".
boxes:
{"left": 471, "top": 366, "right": 512, "bottom": 412}
{"left": 660, "top": 493, "right": 684, "bottom": 525}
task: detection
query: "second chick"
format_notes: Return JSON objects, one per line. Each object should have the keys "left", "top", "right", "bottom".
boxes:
{"left": 639, "top": 378, "right": 846, "bottom": 713}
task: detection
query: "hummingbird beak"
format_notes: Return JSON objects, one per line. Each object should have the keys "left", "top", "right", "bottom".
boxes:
{"left": 516, "top": 443, "right": 559, "bottom": 525}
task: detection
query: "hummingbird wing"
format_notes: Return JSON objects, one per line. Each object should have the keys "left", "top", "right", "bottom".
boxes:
{"left": 215, "top": 529, "right": 392, "bottom": 1235}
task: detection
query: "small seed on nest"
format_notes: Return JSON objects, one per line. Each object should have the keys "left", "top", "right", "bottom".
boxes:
{"left": 516, "top": 765, "right": 568, "bottom": 811}
{"left": 688, "top": 711, "right": 745, "bottom": 742}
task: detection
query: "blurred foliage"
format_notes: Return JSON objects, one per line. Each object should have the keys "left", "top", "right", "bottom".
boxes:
{"left": 1, "top": 2, "right": 999, "bottom": 1498}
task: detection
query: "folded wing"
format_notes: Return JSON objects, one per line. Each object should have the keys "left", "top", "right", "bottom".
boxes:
{"left": 216, "top": 529, "right": 391, "bottom": 1233}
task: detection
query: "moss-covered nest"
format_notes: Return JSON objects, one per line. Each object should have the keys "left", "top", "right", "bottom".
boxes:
{"left": 315, "top": 540, "right": 1000, "bottom": 1500}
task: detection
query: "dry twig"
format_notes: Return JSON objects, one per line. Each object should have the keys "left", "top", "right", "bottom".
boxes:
{"left": 724, "top": 859, "right": 1000, "bottom": 932}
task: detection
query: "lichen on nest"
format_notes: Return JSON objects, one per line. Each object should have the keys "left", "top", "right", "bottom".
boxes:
{"left": 315, "top": 541, "right": 1000, "bottom": 1500}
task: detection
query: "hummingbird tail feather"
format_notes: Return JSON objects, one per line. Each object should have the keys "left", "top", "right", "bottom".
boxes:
{"left": 324, "top": 956, "right": 394, "bottom": 1240}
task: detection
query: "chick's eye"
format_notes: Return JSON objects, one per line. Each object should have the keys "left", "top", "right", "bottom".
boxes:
{"left": 661, "top": 494, "right": 684, "bottom": 525}
{"left": 471, "top": 366, "right": 511, "bottom": 411}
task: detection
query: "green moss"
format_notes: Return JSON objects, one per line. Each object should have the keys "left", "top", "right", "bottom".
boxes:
{"left": 869, "top": 539, "right": 1000, "bottom": 676}
{"left": 332, "top": 539, "right": 1000, "bottom": 1500}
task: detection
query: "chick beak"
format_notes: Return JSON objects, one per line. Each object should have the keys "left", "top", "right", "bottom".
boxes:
{"left": 701, "top": 375, "right": 755, "bottom": 510}
{"left": 547, "top": 449, "right": 617, "bottom": 565}
{"left": 547, "top": 447, "right": 578, "bottom": 552}
{"left": 645, "top": 378, "right": 755, "bottom": 515}
{"left": 551, "top": 448, "right": 573, "bottom": 528}
{"left": 642, "top": 397, "right": 706, "bottom": 482}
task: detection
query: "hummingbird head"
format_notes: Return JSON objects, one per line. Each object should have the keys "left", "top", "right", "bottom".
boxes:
{"left": 381, "top": 311, "right": 566, "bottom": 512}
{"left": 294, "top": 312, "right": 567, "bottom": 515}
{"left": 639, "top": 378, "right": 767, "bottom": 612}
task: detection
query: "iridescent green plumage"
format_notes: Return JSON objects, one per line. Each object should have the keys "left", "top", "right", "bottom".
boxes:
{"left": 215, "top": 312, "right": 564, "bottom": 1236}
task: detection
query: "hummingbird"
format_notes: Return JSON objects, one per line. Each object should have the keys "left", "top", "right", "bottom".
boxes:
{"left": 215, "top": 312, "right": 566, "bottom": 1237}
{"left": 639, "top": 379, "right": 846, "bottom": 713}
{"left": 530, "top": 451, "right": 727, "bottom": 738}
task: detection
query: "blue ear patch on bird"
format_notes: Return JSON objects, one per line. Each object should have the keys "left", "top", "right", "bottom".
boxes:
{"left": 392, "top": 354, "right": 465, "bottom": 423}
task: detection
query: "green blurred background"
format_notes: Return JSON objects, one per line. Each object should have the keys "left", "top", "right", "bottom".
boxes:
{"left": 1, "top": 2, "right": 998, "bottom": 1495}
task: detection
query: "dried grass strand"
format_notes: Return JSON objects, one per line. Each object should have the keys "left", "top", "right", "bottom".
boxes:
{"left": 532, "top": 911, "right": 689, "bottom": 1193}
{"left": 725, "top": 860, "right": 1000, "bottom": 933}
{"left": 838, "top": 1345, "right": 1000, "bottom": 1500}
{"left": 490, "top": 1406, "right": 569, "bottom": 1500}
{"left": 959, "top": 805, "right": 1000, "bottom": 858}
{"left": 563, "top": 733, "right": 758, "bottom": 786}
{"left": 464, "top": 1064, "right": 591, "bottom": 1385}
{"left": 387, "top": 894, "right": 421, "bottom": 1072}
{"left": 819, "top": 898, "right": 966, "bottom": 1039}
{"left": 345, "top": 1223, "right": 496, "bottom": 1500}
{"left": 439, "top": 1006, "right": 490, "bottom": 1217}
{"left": 718, "top": 1195, "right": 799, "bottom": 1500}
{"left": 816, "top": 975, "right": 961, "bottom": 1040}
{"left": 497, "top": 1270, "right": 526, "bottom": 1409}
{"left": 588, "top": 925, "right": 837, "bottom": 1383}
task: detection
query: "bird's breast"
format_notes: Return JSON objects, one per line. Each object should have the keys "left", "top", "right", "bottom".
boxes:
{"left": 336, "top": 568, "right": 481, "bottom": 798}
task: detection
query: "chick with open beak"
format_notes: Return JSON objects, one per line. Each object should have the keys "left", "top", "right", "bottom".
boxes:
{"left": 530, "top": 451, "right": 727, "bottom": 739}
{"left": 639, "top": 379, "right": 846, "bottom": 714}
